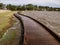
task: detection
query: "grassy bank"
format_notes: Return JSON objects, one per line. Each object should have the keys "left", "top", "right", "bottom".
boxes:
{"left": 0, "top": 11, "right": 17, "bottom": 38}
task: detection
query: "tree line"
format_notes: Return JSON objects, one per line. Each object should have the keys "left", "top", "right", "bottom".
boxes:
{"left": 0, "top": 3, "right": 60, "bottom": 11}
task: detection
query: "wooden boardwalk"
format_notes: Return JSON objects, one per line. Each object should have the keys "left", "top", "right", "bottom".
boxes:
{"left": 14, "top": 14, "right": 60, "bottom": 45}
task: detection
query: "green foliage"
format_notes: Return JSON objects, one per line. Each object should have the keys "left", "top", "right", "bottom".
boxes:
{"left": 57, "top": 8, "right": 60, "bottom": 11}
{"left": 0, "top": 3, "right": 60, "bottom": 11}
{"left": 0, "top": 29, "right": 16, "bottom": 45}
{"left": 17, "top": 6, "right": 21, "bottom": 10}
{"left": 6, "top": 4, "right": 17, "bottom": 11}
{"left": 33, "top": 5, "right": 37, "bottom": 10}
{"left": 0, "top": 3, "right": 4, "bottom": 9}
{"left": 26, "top": 4, "right": 33, "bottom": 10}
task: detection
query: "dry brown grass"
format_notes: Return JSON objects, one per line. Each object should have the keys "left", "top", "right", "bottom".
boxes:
{"left": 0, "top": 10, "right": 11, "bottom": 13}
{"left": 0, "top": 11, "right": 17, "bottom": 38}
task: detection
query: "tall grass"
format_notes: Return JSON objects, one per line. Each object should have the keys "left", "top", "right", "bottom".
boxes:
{"left": 0, "top": 11, "right": 16, "bottom": 38}
{"left": 0, "top": 29, "right": 16, "bottom": 45}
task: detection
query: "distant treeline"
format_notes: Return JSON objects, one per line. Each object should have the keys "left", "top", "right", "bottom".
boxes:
{"left": 0, "top": 3, "right": 60, "bottom": 11}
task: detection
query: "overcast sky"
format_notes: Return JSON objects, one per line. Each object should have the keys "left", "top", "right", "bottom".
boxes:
{"left": 0, "top": 0, "right": 60, "bottom": 7}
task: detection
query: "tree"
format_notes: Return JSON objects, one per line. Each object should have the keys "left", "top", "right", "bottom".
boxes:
{"left": 5, "top": 3, "right": 60, "bottom": 11}
{"left": 17, "top": 6, "right": 21, "bottom": 11}
{"left": 6, "top": 4, "right": 12, "bottom": 10}
{"left": 21, "top": 5, "right": 26, "bottom": 10}
{"left": 26, "top": 4, "right": 33, "bottom": 10}
{"left": 6, "top": 4, "right": 17, "bottom": 11}
{"left": 0, "top": 3, "right": 3, "bottom": 9}
{"left": 33, "top": 5, "right": 38, "bottom": 10}
{"left": 57, "top": 8, "right": 60, "bottom": 11}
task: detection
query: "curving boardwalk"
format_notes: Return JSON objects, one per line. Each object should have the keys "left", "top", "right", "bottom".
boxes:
{"left": 14, "top": 14, "right": 60, "bottom": 45}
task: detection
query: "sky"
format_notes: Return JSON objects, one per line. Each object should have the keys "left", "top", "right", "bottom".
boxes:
{"left": 0, "top": 0, "right": 60, "bottom": 7}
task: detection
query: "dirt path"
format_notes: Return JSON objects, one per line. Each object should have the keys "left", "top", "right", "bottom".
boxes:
{"left": 18, "top": 15, "right": 59, "bottom": 45}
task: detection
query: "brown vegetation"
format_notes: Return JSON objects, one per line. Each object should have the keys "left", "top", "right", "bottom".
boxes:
{"left": 0, "top": 16, "right": 15, "bottom": 38}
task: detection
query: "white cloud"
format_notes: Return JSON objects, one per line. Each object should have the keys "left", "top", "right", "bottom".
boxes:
{"left": 0, "top": 0, "right": 60, "bottom": 7}
{"left": 52, "top": 0, "right": 60, "bottom": 5}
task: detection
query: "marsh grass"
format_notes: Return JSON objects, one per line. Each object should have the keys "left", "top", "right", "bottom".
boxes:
{"left": 0, "top": 29, "right": 16, "bottom": 45}
{"left": 0, "top": 11, "right": 16, "bottom": 38}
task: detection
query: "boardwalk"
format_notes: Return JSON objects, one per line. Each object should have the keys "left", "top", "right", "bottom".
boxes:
{"left": 14, "top": 14, "right": 60, "bottom": 45}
